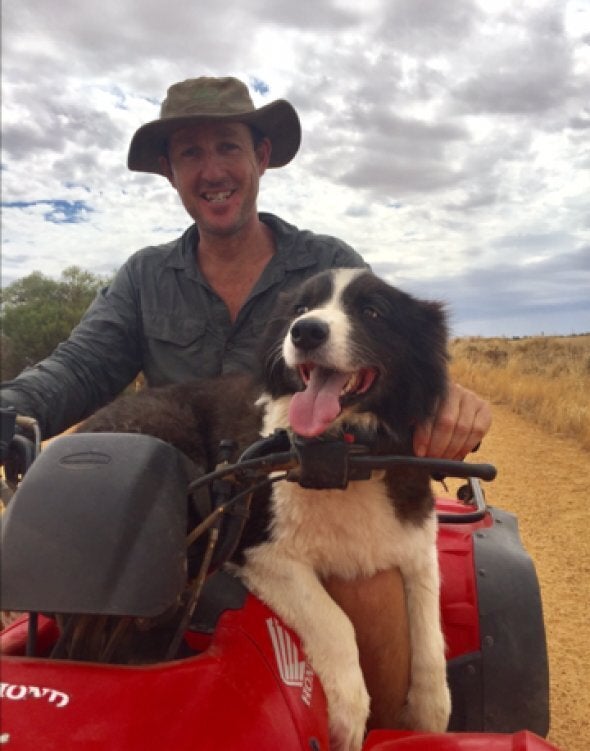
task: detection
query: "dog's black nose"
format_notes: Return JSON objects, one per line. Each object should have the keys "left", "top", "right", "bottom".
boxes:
{"left": 290, "top": 317, "right": 329, "bottom": 350}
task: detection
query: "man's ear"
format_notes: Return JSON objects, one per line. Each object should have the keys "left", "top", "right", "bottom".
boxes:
{"left": 159, "top": 155, "right": 176, "bottom": 186}
{"left": 256, "top": 137, "right": 272, "bottom": 175}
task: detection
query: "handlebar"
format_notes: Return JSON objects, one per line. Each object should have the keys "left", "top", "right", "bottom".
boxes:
{"left": 187, "top": 429, "right": 497, "bottom": 496}
{"left": 1, "top": 410, "right": 496, "bottom": 496}
{"left": 183, "top": 430, "right": 497, "bottom": 574}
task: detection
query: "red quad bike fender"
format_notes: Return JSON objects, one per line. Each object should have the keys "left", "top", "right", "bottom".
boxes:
{"left": 0, "top": 497, "right": 556, "bottom": 750}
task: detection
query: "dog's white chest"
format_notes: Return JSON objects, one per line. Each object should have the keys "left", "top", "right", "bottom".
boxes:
{"left": 264, "top": 476, "right": 432, "bottom": 579}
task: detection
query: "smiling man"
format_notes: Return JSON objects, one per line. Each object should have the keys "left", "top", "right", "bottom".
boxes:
{"left": 1, "top": 76, "right": 491, "bottom": 730}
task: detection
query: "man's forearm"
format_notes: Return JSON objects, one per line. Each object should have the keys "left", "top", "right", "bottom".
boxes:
{"left": 1, "top": 345, "right": 138, "bottom": 439}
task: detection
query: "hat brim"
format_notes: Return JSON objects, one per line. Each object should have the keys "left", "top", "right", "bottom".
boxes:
{"left": 127, "top": 98, "right": 301, "bottom": 174}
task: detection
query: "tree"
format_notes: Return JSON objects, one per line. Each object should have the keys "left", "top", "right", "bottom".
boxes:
{"left": 1, "top": 266, "right": 109, "bottom": 381}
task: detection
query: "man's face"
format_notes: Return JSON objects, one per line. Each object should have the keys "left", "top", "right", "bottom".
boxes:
{"left": 160, "top": 121, "right": 271, "bottom": 239}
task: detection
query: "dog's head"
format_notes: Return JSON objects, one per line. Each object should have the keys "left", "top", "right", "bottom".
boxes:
{"left": 260, "top": 269, "right": 448, "bottom": 443}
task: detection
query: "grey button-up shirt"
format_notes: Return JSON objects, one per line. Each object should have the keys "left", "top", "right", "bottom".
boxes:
{"left": 1, "top": 213, "right": 367, "bottom": 438}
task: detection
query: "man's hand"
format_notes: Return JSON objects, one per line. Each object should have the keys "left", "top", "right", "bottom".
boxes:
{"left": 413, "top": 383, "right": 492, "bottom": 460}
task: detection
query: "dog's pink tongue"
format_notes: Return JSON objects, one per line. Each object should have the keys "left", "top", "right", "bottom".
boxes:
{"left": 289, "top": 368, "right": 350, "bottom": 437}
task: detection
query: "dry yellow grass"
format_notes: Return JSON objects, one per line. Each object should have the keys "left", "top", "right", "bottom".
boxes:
{"left": 450, "top": 334, "right": 590, "bottom": 451}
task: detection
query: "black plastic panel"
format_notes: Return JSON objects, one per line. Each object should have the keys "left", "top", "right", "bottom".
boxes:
{"left": 447, "top": 652, "right": 484, "bottom": 731}
{"left": 474, "top": 506, "right": 550, "bottom": 736}
{"left": 1, "top": 433, "right": 192, "bottom": 617}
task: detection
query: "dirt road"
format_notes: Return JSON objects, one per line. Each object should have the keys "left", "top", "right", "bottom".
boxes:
{"left": 465, "top": 404, "right": 589, "bottom": 750}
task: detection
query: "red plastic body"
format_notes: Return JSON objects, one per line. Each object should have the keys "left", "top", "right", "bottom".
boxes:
{"left": 1, "top": 598, "right": 329, "bottom": 750}
{"left": 0, "top": 499, "right": 557, "bottom": 750}
{"left": 437, "top": 499, "right": 493, "bottom": 660}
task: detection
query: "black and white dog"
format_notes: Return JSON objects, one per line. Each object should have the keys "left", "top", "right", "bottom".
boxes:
{"left": 80, "top": 268, "right": 451, "bottom": 749}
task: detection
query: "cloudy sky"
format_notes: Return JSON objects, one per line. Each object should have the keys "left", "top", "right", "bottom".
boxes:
{"left": 2, "top": 0, "right": 589, "bottom": 337}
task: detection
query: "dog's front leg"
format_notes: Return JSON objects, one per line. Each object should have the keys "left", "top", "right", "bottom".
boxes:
{"left": 398, "top": 523, "right": 451, "bottom": 731}
{"left": 241, "top": 545, "right": 370, "bottom": 751}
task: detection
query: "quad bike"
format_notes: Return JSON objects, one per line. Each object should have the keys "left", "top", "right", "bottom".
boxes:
{"left": 0, "top": 408, "right": 556, "bottom": 750}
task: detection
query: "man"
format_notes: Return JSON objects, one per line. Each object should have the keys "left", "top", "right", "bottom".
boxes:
{"left": 1, "top": 76, "right": 491, "bottom": 727}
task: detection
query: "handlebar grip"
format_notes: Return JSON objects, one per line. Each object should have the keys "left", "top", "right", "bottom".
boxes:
{"left": 349, "top": 455, "right": 497, "bottom": 482}
{"left": 446, "top": 460, "right": 496, "bottom": 482}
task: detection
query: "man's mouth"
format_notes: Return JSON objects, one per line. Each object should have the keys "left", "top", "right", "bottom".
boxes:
{"left": 289, "top": 364, "right": 378, "bottom": 437}
{"left": 202, "top": 190, "right": 235, "bottom": 203}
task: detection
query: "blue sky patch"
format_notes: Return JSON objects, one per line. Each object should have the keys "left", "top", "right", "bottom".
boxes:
{"left": 2, "top": 199, "right": 93, "bottom": 224}
{"left": 250, "top": 77, "right": 269, "bottom": 95}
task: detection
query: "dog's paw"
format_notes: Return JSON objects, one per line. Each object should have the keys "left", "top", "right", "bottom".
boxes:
{"left": 397, "top": 679, "right": 451, "bottom": 732}
{"left": 324, "top": 667, "right": 370, "bottom": 751}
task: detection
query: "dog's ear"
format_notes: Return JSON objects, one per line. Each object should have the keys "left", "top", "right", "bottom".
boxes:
{"left": 395, "top": 298, "right": 449, "bottom": 426}
{"left": 417, "top": 299, "right": 449, "bottom": 358}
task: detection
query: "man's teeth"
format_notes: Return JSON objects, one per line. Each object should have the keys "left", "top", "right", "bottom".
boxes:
{"left": 204, "top": 191, "right": 232, "bottom": 202}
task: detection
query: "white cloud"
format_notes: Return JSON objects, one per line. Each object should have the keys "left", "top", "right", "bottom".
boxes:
{"left": 1, "top": 0, "right": 589, "bottom": 336}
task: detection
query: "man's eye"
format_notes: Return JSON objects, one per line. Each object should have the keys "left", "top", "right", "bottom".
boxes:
{"left": 180, "top": 147, "right": 200, "bottom": 158}
{"left": 219, "top": 142, "right": 240, "bottom": 153}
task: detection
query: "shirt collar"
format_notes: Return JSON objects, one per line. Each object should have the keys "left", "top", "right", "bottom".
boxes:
{"left": 164, "top": 213, "right": 317, "bottom": 279}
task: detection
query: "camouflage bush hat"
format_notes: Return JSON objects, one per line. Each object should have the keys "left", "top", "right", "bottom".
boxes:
{"left": 127, "top": 76, "right": 301, "bottom": 174}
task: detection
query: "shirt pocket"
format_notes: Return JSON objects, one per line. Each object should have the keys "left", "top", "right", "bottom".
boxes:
{"left": 143, "top": 312, "right": 207, "bottom": 347}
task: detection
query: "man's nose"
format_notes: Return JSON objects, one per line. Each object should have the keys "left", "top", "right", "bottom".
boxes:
{"left": 199, "top": 150, "right": 227, "bottom": 180}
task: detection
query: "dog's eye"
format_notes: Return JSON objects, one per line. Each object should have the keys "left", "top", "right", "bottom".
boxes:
{"left": 294, "top": 304, "right": 309, "bottom": 315}
{"left": 363, "top": 306, "right": 380, "bottom": 320}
